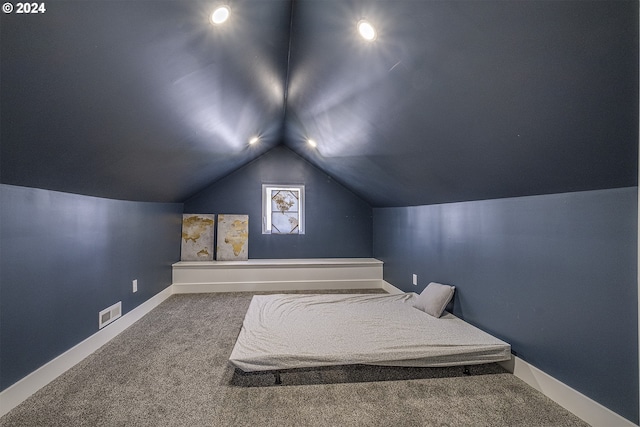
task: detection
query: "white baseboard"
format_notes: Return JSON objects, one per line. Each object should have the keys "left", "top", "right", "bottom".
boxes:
{"left": 5, "top": 279, "right": 634, "bottom": 427}
{"left": 172, "top": 279, "right": 384, "bottom": 293}
{"left": 0, "top": 286, "right": 173, "bottom": 418}
{"left": 499, "top": 356, "right": 637, "bottom": 427}
{"left": 384, "top": 278, "right": 636, "bottom": 425}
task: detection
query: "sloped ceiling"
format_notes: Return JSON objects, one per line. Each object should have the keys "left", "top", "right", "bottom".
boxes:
{"left": 1, "top": 0, "right": 638, "bottom": 207}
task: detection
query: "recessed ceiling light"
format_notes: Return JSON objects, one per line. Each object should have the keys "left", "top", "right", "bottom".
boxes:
{"left": 210, "top": 6, "right": 230, "bottom": 25}
{"left": 307, "top": 139, "right": 317, "bottom": 148}
{"left": 249, "top": 136, "right": 259, "bottom": 145}
{"left": 357, "top": 19, "right": 376, "bottom": 41}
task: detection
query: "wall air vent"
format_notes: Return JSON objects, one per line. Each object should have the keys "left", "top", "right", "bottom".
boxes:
{"left": 98, "top": 301, "right": 122, "bottom": 329}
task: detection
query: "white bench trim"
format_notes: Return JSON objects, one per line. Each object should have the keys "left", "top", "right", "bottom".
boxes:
{"left": 172, "top": 258, "right": 384, "bottom": 293}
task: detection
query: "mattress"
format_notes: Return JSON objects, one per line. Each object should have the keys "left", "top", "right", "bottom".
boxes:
{"left": 229, "top": 293, "right": 511, "bottom": 372}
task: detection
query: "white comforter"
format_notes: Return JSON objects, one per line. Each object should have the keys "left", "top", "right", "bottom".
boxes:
{"left": 229, "top": 293, "right": 511, "bottom": 372}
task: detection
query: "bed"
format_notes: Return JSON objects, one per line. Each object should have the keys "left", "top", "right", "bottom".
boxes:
{"left": 229, "top": 292, "right": 511, "bottom": 376}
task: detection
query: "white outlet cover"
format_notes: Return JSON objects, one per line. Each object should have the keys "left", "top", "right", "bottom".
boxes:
{"left": 133, "top": 279, "right": 138, "bottom": 292}
{"left": 412, "top": 274, "right": 417, "bottom": 285}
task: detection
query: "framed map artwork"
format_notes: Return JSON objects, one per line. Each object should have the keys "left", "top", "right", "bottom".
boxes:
{"left": 216, "top": 214, "right": 248, "bottom": 261}
{"left": 181, "top": 214, "right": 215, "bottom": 261}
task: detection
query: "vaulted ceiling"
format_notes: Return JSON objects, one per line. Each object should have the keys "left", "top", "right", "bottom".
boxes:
{"left": 1, "top": 0, "right": 638, "bottom": 207}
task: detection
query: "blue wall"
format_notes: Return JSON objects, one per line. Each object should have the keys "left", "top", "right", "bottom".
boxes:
{"left": 373, "top": 187, "right": 638, "bottom": 423}
{"left": 0, "top": 184, "right": 183, "bottom": 391}
{"left": 184, "top": 146, "right": 373, "bottom": 258}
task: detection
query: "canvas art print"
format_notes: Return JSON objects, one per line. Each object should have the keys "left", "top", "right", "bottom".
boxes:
{"left": 216, "top": 214, "right": 248, "bottom": 261}
{"left": 181, "top": 214, "right": 215, "bottom": 261}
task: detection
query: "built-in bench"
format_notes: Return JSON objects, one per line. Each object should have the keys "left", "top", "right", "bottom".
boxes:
{"left": 172, "top": 258, "right": 385, "bottom": 293}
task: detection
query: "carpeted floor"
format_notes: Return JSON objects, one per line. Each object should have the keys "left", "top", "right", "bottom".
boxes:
{"left": 1, "top": 291, "right": 590, "bottom": 427}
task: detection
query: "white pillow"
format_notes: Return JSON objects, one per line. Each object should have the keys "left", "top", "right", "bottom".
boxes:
{"left": 413, "top": 282, "right": 455, "bottom": 318}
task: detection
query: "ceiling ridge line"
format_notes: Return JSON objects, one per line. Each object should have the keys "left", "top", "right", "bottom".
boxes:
{"left": 281, "top": 0, "right": 296, "bottom": 124}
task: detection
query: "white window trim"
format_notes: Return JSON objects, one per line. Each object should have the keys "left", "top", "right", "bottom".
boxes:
{"left": 262, "top": 184, "right": 305, "bottom": 234}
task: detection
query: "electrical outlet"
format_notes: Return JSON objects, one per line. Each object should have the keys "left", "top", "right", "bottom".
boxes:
{"left": 412, "top": 274, "right": 417, "bottom": 286}
{"left": 133, "top": 279, "right": 138, "bottom": 293}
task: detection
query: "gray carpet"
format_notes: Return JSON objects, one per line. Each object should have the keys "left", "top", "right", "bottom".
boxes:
{"left": 1, "top": 291, "right": 590, "bottom": 427}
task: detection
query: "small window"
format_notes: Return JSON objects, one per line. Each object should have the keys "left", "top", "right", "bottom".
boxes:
{"left": 262, "top": 184, "right": 305, "bottom": 234}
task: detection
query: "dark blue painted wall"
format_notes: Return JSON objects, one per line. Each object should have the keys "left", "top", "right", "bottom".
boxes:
{"left": 0, "top": 184, "right": 183, "bottom": 391}
{"left": 373, "top": 187, "right": 638, "bottom": 423}
{"left": 184, "top": 146, "right": 373, "bottom": 258}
